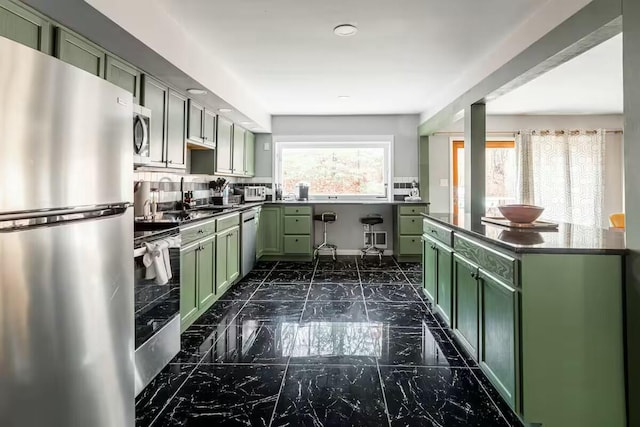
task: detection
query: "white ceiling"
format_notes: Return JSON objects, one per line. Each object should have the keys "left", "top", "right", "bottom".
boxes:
{"left": 156, "top": 0, "right": 549, "bottom": 115}
{"left": 487, "top": 33, "right": 623, "bottom": 115}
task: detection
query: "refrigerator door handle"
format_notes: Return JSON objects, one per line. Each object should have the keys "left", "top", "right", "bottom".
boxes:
{"left": 0, "top": 203, "right": 131, "bottom": 231}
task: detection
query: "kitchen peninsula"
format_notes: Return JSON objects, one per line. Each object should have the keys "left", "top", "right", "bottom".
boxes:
{"left": 420, "top": 212, "right": 626, "bottom": 427}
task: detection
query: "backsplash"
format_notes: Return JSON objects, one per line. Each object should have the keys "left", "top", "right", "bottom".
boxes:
{"left": 133, "top": 171, "right": 232, "bottom": 205}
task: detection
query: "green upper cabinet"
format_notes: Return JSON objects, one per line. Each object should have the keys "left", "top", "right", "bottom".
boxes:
{"left": 187, "top": 99, "right": 204, "bottom": 145}
{"left": 203, "top": 109, "right": 216, "bottom": 148}
{"left": 140, "top": 75, "right": 168, "bottom": 165}
{"left": 166, "top": 89, "right": 187, "bottom": 169}
{"left": 0, "top": 0, "right": 51, "bottom": 53}
{"left": 105, "top": 55, "right": 140, "bottom": 100}
{"left": 216, "top": 116, "right": 233, "bottom": 175}
{"left": 55, "top": 28, "right": 106, "bottom": 77}
{"left": 232, "top": 125, "right": 246, "bottom": 175}
{"left": 245, "top": 130, "right": 255, "bottom": 177}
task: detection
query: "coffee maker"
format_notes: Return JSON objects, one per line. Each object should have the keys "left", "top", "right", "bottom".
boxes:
{"left": 295, "top": 182, "right": 310, "bottom": 201}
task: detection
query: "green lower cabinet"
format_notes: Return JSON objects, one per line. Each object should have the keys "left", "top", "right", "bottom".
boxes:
{"left": 284, "top": 215, "right": 310, "bottom": 235}
{"left": 284, "top": 235, "right": 311, "bottom": 254}
{"left": 260, "top": 207, "right": 283, "bottom": 256}
{"left": 479, "top": 269, "right": 519, "bottom": 410}
{"left": 422, "top": 236, "right": 437, "bottom": 302}
{"left": 180, "top": 243, "right": 200, "bottom": 330}
{"left": 216, "top": 227, "right": 240, "bottom": 295}
{"left": 0, "top": 0, "right": 51, "bottom": 53}
{"left": 453, "top": 254, "right": 480, "bottom": 359}
{"left": 399, "top": 235, "right": 422, "bottom": 255}
{"left": 435, "top": 242, "right": 453, "bottom": 326}
{"left": 197, "top": 237, "right": 216, "bottom": 310}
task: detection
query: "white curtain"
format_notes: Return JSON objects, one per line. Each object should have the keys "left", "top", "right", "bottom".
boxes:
{"left": 516, "top": 130, "right": 605, "bottom": 228}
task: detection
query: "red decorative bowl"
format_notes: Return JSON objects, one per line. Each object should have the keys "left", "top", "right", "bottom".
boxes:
{"left": 498, "top": 204, "right": 545, "bottom": 224}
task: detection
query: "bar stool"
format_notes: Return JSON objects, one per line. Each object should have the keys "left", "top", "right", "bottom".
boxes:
{"left": 313, "top": 212, "right": 337, "bottom": 260}
{"left": 360, "top": 215, "right": 384, "bottom": 263}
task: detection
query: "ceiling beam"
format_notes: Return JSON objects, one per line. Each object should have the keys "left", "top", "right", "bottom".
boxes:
{"left": 418, "top": 0, "right": 622, "bottom": 136}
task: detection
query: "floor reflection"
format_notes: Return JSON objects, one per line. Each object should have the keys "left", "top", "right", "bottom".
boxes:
{"left": 285, "top": 322, "right": 383, "bottom": 358}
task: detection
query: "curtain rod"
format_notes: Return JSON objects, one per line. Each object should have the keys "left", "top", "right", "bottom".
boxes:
{"left": 432, "top": 129, "right": 623, "bottom": 136}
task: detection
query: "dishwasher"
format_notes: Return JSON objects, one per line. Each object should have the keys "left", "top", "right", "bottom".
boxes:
{"left": 241, "top": 207, "right": 259, "bottom": 277}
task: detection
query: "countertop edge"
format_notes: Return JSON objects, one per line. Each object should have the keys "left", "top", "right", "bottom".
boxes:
{"left": 421, "top": 213, "right": 628, "bottom": 255}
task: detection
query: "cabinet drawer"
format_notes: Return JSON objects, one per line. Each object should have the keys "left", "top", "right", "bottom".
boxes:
{"left": 284, "top": 235, "right": 311, "bottom": 254}
{"left": 399, "top": 215, "right": 423, "bottom": 235}
{"left": 454, "top": 234, "right": 518, "bottom": 286}
{"left": 399, "top": 235, "right": 422, "bottom": 255}
{"left": 284, "top": 215, "right": 311, "bottom": 235}
{"left": 181, "top": 219, "right": 216, "bottom": 244}
{"left": 399, "top": 205, "right": 427, "bottom": 215}
{"left": 283, "top": 206, "right": 311, "bottom": 216}
{"left": 216, "top": 213, "right": 240, "bottom": 232}
{"left": 423, "top": 219, "right": 453, "bottom": 247}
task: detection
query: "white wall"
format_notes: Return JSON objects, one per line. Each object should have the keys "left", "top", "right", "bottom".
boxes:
{"left": 428, "top": 114, "right": 625, "bottom": 227}
{"left": 254, "top": 115, "right": 420, "bottom": 179}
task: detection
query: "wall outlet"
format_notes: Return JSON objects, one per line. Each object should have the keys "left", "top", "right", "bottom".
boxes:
{"left": 440, "top": 178, "right": 449, "bottom": 187}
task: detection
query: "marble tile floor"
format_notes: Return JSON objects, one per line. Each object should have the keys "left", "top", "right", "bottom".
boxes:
{"left": 136, "top": 256, "right": 523, "bottom": 427}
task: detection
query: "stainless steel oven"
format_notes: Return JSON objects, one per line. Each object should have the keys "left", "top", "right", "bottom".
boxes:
{"left": 134, "top": 229, "right": 181, "bottom": 396}
{"left": 133, "top": 104, "right": 151, "bottom": 165}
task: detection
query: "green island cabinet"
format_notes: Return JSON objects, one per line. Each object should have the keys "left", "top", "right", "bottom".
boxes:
{"left": 180, "top": 218, "right": 217, "bottom": 332}
{"left": 0, "top": 0, "right": 51, "bottom": 53}
{"left": 55, "top": 28, "right": 106, "bottom": 78}
{"left": 215, "top": 214, "right": 240, "bottom": 295}
{"left": 421, "top": 216, "right": 626, "bottom": 427}
{"left": 393, "top": 204, "right": 428, "bottom": 261}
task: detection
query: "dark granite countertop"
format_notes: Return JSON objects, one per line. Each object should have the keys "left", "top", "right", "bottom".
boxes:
{"left": 265, "top": 200, "right": 429, "bottom": 205}
{"left": 422, "top": 213, "right": 627, "bottom": 255}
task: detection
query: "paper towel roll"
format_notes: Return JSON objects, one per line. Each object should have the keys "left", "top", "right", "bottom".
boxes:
{"left": 134, "top": 181, "right": 150, "bottom": 217}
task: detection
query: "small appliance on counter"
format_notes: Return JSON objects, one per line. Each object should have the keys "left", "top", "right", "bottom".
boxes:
{"left": 244, "top": 186, "right": 267, "bottom": 201}
{"left": 295, "top": 182, "right": 310, "bottom": 201}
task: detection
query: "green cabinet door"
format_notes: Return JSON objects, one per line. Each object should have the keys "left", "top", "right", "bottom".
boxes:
{"left": 180, "top": 243, "right": 199, "bottom": 331}
{"left": 187, "top": 99, "right": 204, "bottom": 144}
{"left": 422, "top": 236, "right": 437, "bottom": 303}
{"left": 256, "top": 209, "right": 264, "bottom": 258}
{"left": 245, "top": 131, "right": 255, "bottom": 177}
{"left": 203, "top": 109, "right": 216, "bottom": 148}
{"left": 435, "top": 242, "right": 454, "bottom": 326}
{"left": 197, "top": 237, "right": 216, "bottom": 310}
{"left": 140, "top": 75, "right": 167, "bottom": 164}
{"left": 166, "top": 89, "right": 187, "bottom": 169}
{"left": 105, "top": 55, "right": 140, "bottom": 99}
{"left": 232, "top": 125, "right": 246, "bottom": 175}
{"left": 216, "top": 230, "right": 229, "bottom": 294}
{"left": 260, "top": 207, "right": 283, "bottom": 255}
{"left": 479, "top": 269, "right": 519, "bottom": 409}
{"left": 453, "top": 254, "right": 480, "bottom": 359}
{"left": 216, "top": 116, "right": 233, "bottom": 174}
{"left": 0, "top": 0, "right": 51, "bottom": 53}
{"left": 227, "top": 227, "right": 240, "bottom": 284}
{"left": 55, "top": 28, "right": 106, "bottom": 77}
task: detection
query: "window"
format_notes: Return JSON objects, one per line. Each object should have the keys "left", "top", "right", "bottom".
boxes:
{"left": 275, "top": 140, "right": 392, "bottom": 201}
{"left": 452, "top": 140, "right": 517, "bottom": 216}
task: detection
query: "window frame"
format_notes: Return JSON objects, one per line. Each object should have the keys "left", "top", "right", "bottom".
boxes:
{"left": 273, "top": 136, "right": 394, "bottom": 202}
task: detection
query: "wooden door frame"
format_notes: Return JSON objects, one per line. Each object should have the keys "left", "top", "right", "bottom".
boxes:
{"left": 451, "top": 140, "right": 515, "bottom": 214}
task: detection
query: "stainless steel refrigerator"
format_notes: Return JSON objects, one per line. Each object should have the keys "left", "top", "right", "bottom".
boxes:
{"left": 0, "top": 37, "right": 134, "bottom": 426}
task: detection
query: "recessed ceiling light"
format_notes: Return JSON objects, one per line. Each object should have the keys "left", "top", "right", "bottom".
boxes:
{"left": 333, "top": 24, "right": 358, "bottom": 37}
{"left": 218, "top": 108, "right": 233, "bottom": 113}
{"left": 187, "top": 88, "right": 207, "bottom": 95}
{"left": 338, "top": 95, "right": 350, "bottom": 100}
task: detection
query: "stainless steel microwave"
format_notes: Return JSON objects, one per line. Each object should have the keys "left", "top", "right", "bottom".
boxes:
{"left": 133, "top": 104, "right": 151, "bottom": 165}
